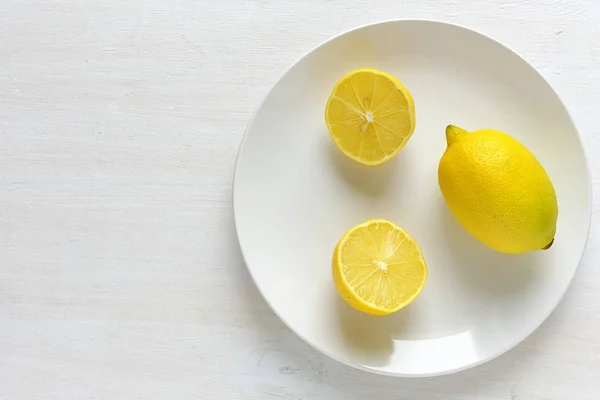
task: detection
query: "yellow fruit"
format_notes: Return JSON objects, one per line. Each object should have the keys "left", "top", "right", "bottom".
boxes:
{"left": 332, "top": 219, "right": 427, "bottom": 315}
{"left": 438, "top": 125, "right": 558, "bottom": 254}
{"left": 324, "top": 68, "right": 416, "bottom": 166}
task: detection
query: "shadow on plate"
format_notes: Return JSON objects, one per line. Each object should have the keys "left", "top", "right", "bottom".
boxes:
{"left": 438, "top": 195, "right": 541, "bottom": 298}
{"left": 334, "top": 290, "right": 415, "bottom": 368}
{"left": 327, "top": 140, "right": 400, "bottom": 198}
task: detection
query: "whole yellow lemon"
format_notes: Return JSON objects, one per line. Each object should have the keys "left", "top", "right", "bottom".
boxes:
{"left": 438, "top": 125, "right": 558, "bottom": 254}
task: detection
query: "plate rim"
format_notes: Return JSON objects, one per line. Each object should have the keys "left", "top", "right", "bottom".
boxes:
{"left": 232, "top": 18, "right": 593, "bottom": 377}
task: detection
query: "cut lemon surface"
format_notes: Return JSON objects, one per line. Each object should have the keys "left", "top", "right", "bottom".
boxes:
{"left": 332, "top": 219, "right": 427, "bottom": 315}
{"left": 325, "top": 68, "right": 416, "bottom": 166}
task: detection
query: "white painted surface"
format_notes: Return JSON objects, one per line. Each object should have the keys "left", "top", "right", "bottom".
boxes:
{"left": 0, "top": 0, "right": 599, "bottom": 398}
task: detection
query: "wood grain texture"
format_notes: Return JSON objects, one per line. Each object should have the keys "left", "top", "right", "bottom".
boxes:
{"left": 1, "top": 0, "right": 599, "bottom": 398}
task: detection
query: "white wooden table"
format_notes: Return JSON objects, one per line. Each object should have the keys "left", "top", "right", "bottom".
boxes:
{"left": 1, "top": 1, "right": 599, "bottom": 398}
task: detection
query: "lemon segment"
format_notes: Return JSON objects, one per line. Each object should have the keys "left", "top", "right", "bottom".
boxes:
{"left": 325, "top": 69, "right": 416, "bottom": 166}
{"left": 332, "top": 219, "right": 427, "bottom": 315}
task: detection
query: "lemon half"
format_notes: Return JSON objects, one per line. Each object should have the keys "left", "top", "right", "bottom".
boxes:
{"left": 332, "top": 219, "right": 427, "bottom": 315}
{"left": 325, "top": 68, "right": 416, "bottom": 166}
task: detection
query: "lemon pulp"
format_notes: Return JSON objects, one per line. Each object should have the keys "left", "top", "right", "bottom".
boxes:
{"left": 325, "top": 68, "right": 416, "bottom": 166}
{"left": 332, "top": 219, "right": 427, "bottom": 315}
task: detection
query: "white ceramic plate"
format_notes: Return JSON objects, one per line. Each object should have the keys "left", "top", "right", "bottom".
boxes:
{"left": 233, "top": 20, "right": 591, "bottom": 377}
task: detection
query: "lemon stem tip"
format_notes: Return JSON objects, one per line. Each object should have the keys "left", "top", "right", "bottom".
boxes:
{"left": 542, "top": 239, "right": 554, "bottom": 250}
{"left": 445, "top": 125, "right": 468, "bottom": 145}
